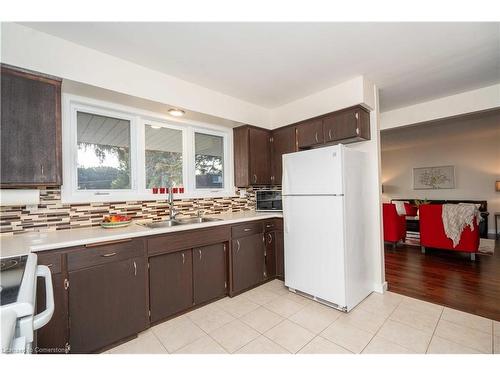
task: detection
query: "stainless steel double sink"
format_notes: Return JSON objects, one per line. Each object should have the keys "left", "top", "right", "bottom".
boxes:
{"left": 141, "top": 216, "right": 222, "bottom": 229}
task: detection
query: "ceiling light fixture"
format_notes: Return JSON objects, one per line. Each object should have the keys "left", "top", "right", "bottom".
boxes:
{"left": 168, "top": 108, "right": 185, "bottom": 117}
{"left": 150, "top": 125, "right": 162, "bottom": 129}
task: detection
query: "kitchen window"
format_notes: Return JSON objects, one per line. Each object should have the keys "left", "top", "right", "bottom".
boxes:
{"left": 77, "top": 111, "right": 131, "bottom": 190}
{"left": 195, "top": 132, "right": 224, "bottom": 189}
{"left": 62, "top": 95, "right": 233, "bottom": 203}
{"left": 144, "top": 123, "right": 184, "bottom": 189}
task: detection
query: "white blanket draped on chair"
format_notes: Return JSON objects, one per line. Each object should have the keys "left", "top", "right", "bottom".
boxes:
{"left": 441, "top": 203, "right": 482, "bottom": 247}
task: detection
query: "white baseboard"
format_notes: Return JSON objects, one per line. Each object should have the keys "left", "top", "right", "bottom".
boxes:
{"left": 373, "top": 281, "right": 388, "bottom": 294}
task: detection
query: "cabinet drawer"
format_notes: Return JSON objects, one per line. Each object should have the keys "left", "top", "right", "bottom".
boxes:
{"left": 231, "top": 221, "right": 263, "bottom": 238}
{"left": 263, "top": 220, "right": 276, "bottom": 232}
{"left": 147, "top": 226, "right": 230, "bottom": 256}
{"left": 67, "top": 239, "right": 144, "bottom": 271}
{"left": 37, "top": 251, "right": 63, "bottom": 274}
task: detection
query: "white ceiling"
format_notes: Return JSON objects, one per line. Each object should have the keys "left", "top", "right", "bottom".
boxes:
{"left": 22, "top": 22, "right": 500, "bottom": 112}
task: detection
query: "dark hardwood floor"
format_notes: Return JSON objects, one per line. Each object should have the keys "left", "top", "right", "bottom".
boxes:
{"left": 384, "top": 238, "right": 500, "bottom": 321}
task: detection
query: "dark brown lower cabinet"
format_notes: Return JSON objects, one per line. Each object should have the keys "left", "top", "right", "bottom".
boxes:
{"left": 36, "top": 273, "right": 68, "bottom": 353}
{"left": 68, "top": 257, "right": 148, "bottom": 353}
{"left": 276, "top": 230, "right": 285, "bottom": 279}
{"left": 149, "top": 250, "right": 193, "bottom": 322}
{"left": 193, "top": 243, "right": 228, "bottom": 305}
{"left": 265, "top": 231, "right": 277, "bottom": 279}
{"left": 231, "top": 233, "right": 265, "bottom": 293}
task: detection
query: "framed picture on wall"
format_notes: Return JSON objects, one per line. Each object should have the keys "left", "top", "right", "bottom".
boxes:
{"left": 413, "top": 165, "right": 455, "bottom": 190}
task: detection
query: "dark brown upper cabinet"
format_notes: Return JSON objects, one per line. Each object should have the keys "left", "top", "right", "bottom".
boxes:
{"left": 1, "top": 65, "right": 62, "bottom": 187}
{"left": 296, "top": 119, "right": 324, "bottom": 149}
{"left": 323, "top": 106, "right": 370, "bottom": 144}
{"left": 233, "top": 125, "right": 272, "bottom": 187}
{"left": 271, "top": 126, "right": 297, "bottom": 185}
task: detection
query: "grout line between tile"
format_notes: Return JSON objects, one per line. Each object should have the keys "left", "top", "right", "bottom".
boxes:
{"left": 358, "top": 293, "right": 405, "bottom": 353}
{"left": 425, "top": 304, "right": 444, "bottom": 353}
{"left": 150, "top": 327, "right": 172, "bottom": 354}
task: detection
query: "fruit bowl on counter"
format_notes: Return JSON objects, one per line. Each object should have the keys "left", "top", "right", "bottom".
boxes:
{"left": 100, "top": 215, "right": 132, "bottom": 229}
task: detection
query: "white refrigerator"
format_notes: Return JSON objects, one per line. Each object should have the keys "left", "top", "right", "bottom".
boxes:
{"left": 282, "top": 144, "right": 372, "bottom": 312}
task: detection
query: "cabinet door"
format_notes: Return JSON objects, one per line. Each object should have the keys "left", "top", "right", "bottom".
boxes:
{"left": 68, "top": 257, "right": 148, "bottom": 353}
{"left": 323, "top": 108, "right": 370, "bottom": 143}
{"left": 275, "top": 230, "right": 285, "bottom": 279}
{"left": 149, "top": 250, "right": 193, "bottom": 322}
{"left": 265, "top": 232, "right": 277, "bottom": 279}
{"left": 271, "top": 126, "right": 296, "bottom": 185}
{"left": 249, "top": 127, "right": 272, "bottom": 185}
{"left": 193, "top": 243, "right": 227, "bottom": 305}
{"left": 36, "top": 273, "right": 68, "bottom": 353}
{"left": 296, "top": 119, "right": 324, "bottom": 149}
{"left": 1, "top": 67, "right": 61, "bottom": 186}
{"left": 232, "top": 233, "right": 266, "bottom": 293}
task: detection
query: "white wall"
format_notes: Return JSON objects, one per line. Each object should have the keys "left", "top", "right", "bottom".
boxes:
{"left": 1, "top": 23, "right": 272, "bottom": 128}
{"left": 271, "top": 76, "right": 375, "bottom": 128}
{"left": 346, "top": 85, "right": 385, "bottom": 293}
{"left": 381, "top": 110, "right": 500, "bottom": 232}
{"left": 380, "top": 84, "right": 500, "bottom": 131}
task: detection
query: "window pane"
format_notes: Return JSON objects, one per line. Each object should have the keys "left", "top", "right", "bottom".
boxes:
{"left": 195, "top": 132, "right": 224, "bottom": 189}
{"left": 77, "top": 112, "right": 131, "bottom": 190}
{"left": 145, "top": 125, "right": 183, "bottom": 188}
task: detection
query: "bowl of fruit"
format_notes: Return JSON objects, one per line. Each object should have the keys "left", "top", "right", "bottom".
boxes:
{"left": 100, "top": 215, "right": 132, "bottom": 229}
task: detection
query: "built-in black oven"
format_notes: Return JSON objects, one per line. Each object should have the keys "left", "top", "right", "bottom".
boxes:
{"left": 256, "top": 190, "right": 282, "bottom": 212}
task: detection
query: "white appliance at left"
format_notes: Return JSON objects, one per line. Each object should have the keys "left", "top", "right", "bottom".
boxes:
{"left": 1, "top": 253, "right": 54, "bottom": 354}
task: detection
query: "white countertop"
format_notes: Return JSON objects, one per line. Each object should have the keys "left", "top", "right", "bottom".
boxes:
{"left": 0, "top": 211, "right": 282, "bottom": 258}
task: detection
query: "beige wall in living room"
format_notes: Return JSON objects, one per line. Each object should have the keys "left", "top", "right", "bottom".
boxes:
{"left": 381, "top": 109, "right": 500, "bottom": 233}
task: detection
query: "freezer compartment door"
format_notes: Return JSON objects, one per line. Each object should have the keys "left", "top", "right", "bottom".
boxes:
{"left": 282, "top": 145, "right": 343, "bottom": 196}
{"left": 283, "top": 195, "right": 346, "bottom": 306}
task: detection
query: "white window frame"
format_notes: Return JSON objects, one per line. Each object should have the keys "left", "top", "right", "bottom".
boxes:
{"left": 140, "top": 118, "right": 188, "bottom": 194}
{"left": 190, "top": 127, "right": 231, "bottom": 196}
{"left": 61, "top": 94, "right": 234, "bottom": 203}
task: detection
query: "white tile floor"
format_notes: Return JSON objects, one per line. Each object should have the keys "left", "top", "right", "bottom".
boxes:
{"left": 105, "top": 279, "right": 500, "bottom": 354}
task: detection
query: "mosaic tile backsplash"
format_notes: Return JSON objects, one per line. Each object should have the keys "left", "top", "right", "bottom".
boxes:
{"left": 0, "top": 187, "right": 274, "bottom": 235}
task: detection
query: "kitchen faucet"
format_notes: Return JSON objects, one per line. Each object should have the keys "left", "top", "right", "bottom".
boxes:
{"left": 167, "top": 186, "right": 179, "bottom": 220}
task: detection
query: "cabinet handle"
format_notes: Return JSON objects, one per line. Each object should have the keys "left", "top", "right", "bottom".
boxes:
{"left": 198, "top": 249, "right": 202, "bottom": 260}
{"left": 236, "top": 240, "right": 240, "bottom": 253}
{"left": 46, "top": 263, "right": 53, "bottom": 268}
{"left": 182, "top": 252, "right": 185, "bottom": 264}
{"left": 265, "top": 224, "right": 273, "bottom": 228}
{"left": 40, "top": 165, "right": 44, "bottom": 176}
{"left": 356, "top": 127, "right": 360, "bottom": 136}
{"left": 101, "top": 252, "right": 117, "bottom": 257}
{"left": 133, "top": 261, "right": 137, "bottom": 276}
{"left": 253, "top": 174, "right": 257, "bottom": 183}
{"left": 243, "top": 228, "right": 251, "bottom": 232}
{"left": 315, "top": 132, "right": 319, "bottom": 143}
{"left": 328, "top": 129, "right": 332, "bottom": 140}
{"left": 354, "top": 112, "right": 359, "bottom": 120}
{"left": 267, "top": 233, "right": 273, "bottom": 244}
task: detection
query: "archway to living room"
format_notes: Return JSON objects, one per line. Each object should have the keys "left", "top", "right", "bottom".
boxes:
{"left": 380, "top": 108, "right": 500, "bottom": 321}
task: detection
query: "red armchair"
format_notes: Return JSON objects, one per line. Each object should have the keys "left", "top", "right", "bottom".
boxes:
{"left": 419, "top": 204, "right": 479, "bottom": 260}
{"left": 383, "top": 203, "right": 407, "bottom": 248}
